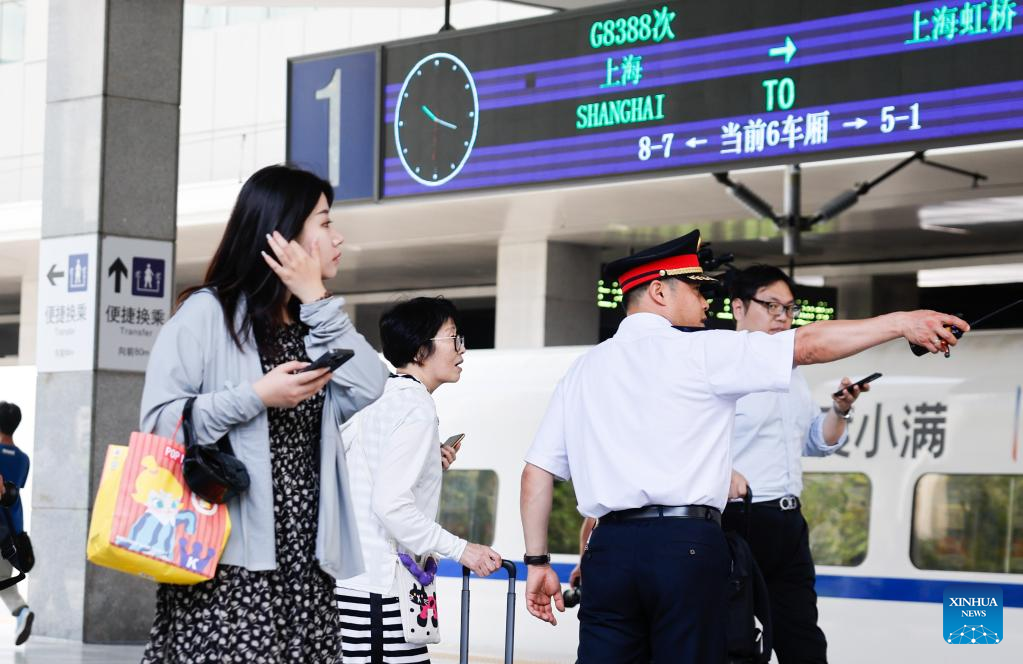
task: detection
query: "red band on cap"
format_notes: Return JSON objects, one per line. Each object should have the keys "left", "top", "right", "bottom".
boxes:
{"left": 618, "top": 255, "right": 701, "bottom": 292}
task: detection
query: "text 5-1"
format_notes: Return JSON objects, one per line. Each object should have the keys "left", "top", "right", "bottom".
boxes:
{"left": 638, "top": 133, "right": 674, "bottom": 160}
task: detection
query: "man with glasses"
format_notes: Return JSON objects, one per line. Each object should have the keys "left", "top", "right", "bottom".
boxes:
{"left": 726, "top": 265, "right": 864, "bottom": 664}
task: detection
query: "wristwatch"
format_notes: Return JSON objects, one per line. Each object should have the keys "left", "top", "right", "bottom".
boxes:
{"left": 523, "top": 553, "right": 551, "bottom": 566}
{"left": 832, "top": 404, "right": 854, "bottom": 421}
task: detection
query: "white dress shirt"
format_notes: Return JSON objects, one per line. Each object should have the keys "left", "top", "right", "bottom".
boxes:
{"left": 732, "top": 368, "right": 849, "bottom": 502}
{"left": 338, "top": 376, "right": 467, "bottom": 595}
{"left": 525, "top": 312, "right": 796, "bottom": 516}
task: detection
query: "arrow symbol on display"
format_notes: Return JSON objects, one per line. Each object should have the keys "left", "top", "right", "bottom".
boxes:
{"left": 768, "top": 36, "right": 797, "bottom": 63}
{"left": 46, "top": 264, "right": 64, "bottom": 287}
{"left": 108, "top": 257, "right": 129, "bottom": 293}
{"left": 685, "top": 137, "right": 708, "bottom": 148}
{"left": 842, "top": 118, "right": 868, "bottom": 130}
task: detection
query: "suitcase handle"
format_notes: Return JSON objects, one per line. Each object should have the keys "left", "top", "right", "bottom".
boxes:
{"left": 459, "top": 560, "right": 517, "bottom": 664}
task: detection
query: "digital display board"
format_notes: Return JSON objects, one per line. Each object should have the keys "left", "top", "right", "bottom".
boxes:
{"left": 381, "top": 0, "right": 1023, "bottom": 198}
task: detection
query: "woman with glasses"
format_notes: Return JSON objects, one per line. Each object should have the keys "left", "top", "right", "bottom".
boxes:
{"left": 336, "top": 297, "right": 502, "bottom": 664}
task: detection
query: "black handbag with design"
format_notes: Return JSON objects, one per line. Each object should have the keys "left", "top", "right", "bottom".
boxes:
{"left": 180, "top": 397, "right": 251, "bottom": 504}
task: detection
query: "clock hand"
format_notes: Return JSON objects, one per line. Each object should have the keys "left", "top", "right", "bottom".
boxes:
{"left": 420, "top": 104, "right": 458, "bottom": 130}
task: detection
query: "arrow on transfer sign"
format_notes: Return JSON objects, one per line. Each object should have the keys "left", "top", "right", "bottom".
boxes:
{"left": 685, "top": 137, "right": 708, "bottom": 148}
{"left": 46, "top": 264, "right": 64, "bottom": 286}
{"left": 108, "top": 257, "right": 129, "bottom": 293}
{"left": 768, "top": 36, "right": 798, "bottom": 64}
{"left": 842, "top": 118, "right": 868, "bottom": 130}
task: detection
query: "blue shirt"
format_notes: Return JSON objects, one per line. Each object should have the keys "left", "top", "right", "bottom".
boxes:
{"left": 0, "top": 444, "right": 29, "bottom": 533}
{"left": 731, "top": 368, "right": 847, "bottom": 502}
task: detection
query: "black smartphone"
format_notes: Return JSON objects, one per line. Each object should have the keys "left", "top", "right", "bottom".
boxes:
{"left": 300, "top": 348, "right": 355, "bottom": 373}
{"left": 441, "top": 433, "right": 465, "bottom": 448}
{"left": 832, "top": 372, "right": 882, "bottom": 398}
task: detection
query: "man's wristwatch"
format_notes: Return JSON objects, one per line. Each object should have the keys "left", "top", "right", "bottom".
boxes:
{"left": 523, "top": 553, "right": 551, "bottom": 566}
{"left": 832, "top": 404, "right": 853, "bottom": 421}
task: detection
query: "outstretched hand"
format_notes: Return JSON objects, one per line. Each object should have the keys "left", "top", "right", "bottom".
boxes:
{"left": 525, "top": 565, "right": 565, "bottom": 625}
{"left": 899, "top": 310, "right": 970, "bottom": 354}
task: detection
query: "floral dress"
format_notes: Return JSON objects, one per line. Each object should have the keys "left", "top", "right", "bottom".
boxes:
{"left": 141, "top": 322, "right": 340, "bottom": 663}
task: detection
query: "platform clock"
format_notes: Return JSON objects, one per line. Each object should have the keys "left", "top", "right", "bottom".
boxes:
{"left": 394, "top": 52, "right": 479, "bottom": 187}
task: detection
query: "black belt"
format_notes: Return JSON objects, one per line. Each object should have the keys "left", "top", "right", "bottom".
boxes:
{"left": 600, "top": 505, "right": 721, "bottom": 525}
{"left": 751, "top": 495, "right": 801, "bottom": 511}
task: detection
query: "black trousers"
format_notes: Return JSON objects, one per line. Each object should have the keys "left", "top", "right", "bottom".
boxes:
{"left": 577, "top": 517, "right": 730, "bottom": 664}
{"left": 722, "top": 503, "right": 828, "bottom": 664}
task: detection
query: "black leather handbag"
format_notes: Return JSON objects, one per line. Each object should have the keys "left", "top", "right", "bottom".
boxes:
{"left": 180, "top": 397, "right": 251, "bottom": 504}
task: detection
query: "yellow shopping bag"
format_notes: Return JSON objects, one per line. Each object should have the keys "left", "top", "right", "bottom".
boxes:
{"left": 87, "top": 432, "right": 231, "bottom": 584}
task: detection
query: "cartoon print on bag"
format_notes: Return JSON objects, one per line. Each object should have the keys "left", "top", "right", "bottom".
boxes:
{"left": 177, "top": 538, "right": 216, "bottom": 573}
{"left": 114, "top": 455, "right": 197, "bottom": 560}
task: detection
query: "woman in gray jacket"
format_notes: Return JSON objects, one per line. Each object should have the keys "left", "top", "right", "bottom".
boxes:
{"left": 139, "top": 164, "right": 387, "bottom": 663}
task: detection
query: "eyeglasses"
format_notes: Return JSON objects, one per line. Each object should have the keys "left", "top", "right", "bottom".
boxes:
{"left": 430, "top": 334, "right": 466, "bottom": 352}
{"left": 749, "top": 297, "right": 802, "bottom": 318}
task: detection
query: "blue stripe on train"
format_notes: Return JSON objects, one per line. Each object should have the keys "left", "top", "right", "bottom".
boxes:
{"left": 436, "top": 559, "right": 1023, "bottom": 608}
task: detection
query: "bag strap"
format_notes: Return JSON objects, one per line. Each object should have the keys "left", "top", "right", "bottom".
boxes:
{"left": 743, "top": 487, "right": 753, "bottom": 540}
{"left": 175, "top": 396, "right": 235, "bottom": 454}
{"left": 0, "top": 571, "right": 24, "bottom": 592}
{"left": 174, "top": 397, "right": 197, "bottom": 448}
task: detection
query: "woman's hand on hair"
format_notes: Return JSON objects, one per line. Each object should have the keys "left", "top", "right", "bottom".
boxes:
{"left": 261, "top": 230, "right": 327, "bottom": 304}
{"left": 253, "top": 360, "right": 333, "bottom": 409}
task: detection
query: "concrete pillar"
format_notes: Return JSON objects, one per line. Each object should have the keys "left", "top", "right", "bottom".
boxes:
{"left": 825, "top": 274, "right": 873, "bottom": 320}
{"left": 871, "top": 273, "right": 919, "bottom": 316}
{"left": 495, "top": 239, "right": 600, "bottom": 348}
{"left": 18, "top": 277, "right": 37, "bottom": 366}
{"left": 33, "top": 0, "right": 182, "bottom": 642}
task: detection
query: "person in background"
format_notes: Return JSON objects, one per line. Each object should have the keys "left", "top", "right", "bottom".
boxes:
{"left": 139, "top": 164, "right": 388, "bottom": 663}
{"left": 0, "top": 402, "right": 32, "bottom": 646}
{"left": 726, "top": 265, "right": 868, "bottom": 664}
{"left": 337, "top": 297, "right": 502, "bottom": 664}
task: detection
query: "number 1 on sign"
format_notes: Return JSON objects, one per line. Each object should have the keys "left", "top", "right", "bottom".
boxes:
{"left": 314, "top": 68, "right": 342, "bottom": 187}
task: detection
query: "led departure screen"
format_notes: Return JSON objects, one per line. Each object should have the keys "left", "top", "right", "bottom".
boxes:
{"left": 381, "top": 0, "right": 1023, "bottom": 197}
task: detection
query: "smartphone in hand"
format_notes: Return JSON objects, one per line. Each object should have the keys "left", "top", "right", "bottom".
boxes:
{"left": 442, "top": 433, "right": 465, "bottom": 448}
{"left": 832, "top": 372, "right": 882, "bottom": 398}
{"left": 300, "top": 348, "right": 355, "bottom": 373}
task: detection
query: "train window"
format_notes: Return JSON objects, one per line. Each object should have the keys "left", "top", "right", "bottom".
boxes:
{"left": 801, "top": 472, "right": 871, "bottom": 566}
{"left": 911, "top": 474, "right": 1023, "bottom": 574}
{"left": 549, "top": 480, "right": 583, "bottom": 554}
{"left": 438, "top": 470, "right": 498, "bottom": 547}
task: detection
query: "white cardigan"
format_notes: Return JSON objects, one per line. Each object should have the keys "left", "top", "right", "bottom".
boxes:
{"left": 338, "top": 376, "right": 467, "bottom": 595}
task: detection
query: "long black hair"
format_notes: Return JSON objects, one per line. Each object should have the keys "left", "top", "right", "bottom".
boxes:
{"left": 180, "top": 164, "right": 333, "bottom": 350}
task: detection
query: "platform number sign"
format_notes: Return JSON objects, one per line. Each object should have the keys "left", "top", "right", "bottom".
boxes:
{"left": 288, "top": 48, "right": 380, "bottom": 202}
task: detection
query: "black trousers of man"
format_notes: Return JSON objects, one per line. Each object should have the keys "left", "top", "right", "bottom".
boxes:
{"left": 722, "top": 502, "right": 828, "bottom": 664}
{"left": 577, "top": 516, "right": 730, "bottom": 664}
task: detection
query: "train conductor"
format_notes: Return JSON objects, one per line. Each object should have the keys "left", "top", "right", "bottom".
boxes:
{"left": 519, "top": 230, "right": 969, "bottom": 664}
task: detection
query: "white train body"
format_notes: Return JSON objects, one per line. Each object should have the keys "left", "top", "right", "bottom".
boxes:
{"left": 428, "top": 329, "right": 1023, "bottom": 663}
{"left": 4, "top": 331, "right": 1019, "bottom": 662}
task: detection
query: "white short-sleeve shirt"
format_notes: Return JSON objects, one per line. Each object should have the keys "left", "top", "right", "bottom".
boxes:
{"left": 524, "top": 312, "right": 795, "bottom": 516}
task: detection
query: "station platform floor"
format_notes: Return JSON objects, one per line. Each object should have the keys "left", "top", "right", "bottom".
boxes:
{"left": 0, "top": 638, "right": 143, "bottom": 663}
{"left": 0, "top": 638, "right": 474, "bottom": 663}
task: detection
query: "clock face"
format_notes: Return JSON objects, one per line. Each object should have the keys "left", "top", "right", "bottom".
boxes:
{"left": 394, "top": 53, "right": 479, "bottom": 187}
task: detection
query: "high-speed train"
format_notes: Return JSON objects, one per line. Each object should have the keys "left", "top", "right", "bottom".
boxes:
{"left": 425, "top": 329, "right": 1023, "bottom": 663}
{"left": 3, "top": 330, "right": 1018, "bottom": 662}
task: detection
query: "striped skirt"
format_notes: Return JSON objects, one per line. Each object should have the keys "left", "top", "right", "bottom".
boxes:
{"left": 336, "top": 588, "right": 431, "bottom": 664}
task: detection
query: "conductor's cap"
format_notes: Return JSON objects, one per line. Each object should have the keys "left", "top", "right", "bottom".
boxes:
{"left": 603, "top": 230, "right": 720, "bottom": 294}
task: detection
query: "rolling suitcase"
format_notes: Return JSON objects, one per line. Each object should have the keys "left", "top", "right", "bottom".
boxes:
{"left": 459, "top": 560, "right": 517, "bottom": 664}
